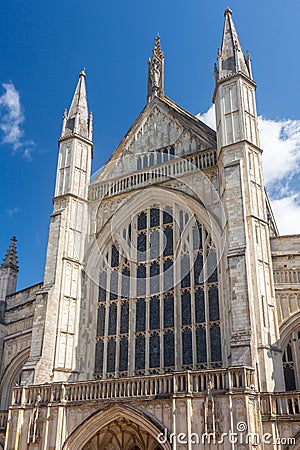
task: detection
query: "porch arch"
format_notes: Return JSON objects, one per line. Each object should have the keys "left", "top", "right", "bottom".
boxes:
{"left": 0, "top": 348, "right": 29, "bottom": 409}
{"left": 62, "top": 403, "right": 171, "bottom": 450}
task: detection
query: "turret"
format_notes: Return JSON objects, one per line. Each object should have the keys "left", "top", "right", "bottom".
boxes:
{"left": 213, "top": 8, "right": 259, "bottom": 150}
{"left": 22, "top": 72, "right": 93, "bottom": 384}
{"left": 214, "top": 9, "right": 284, "bottom": 392}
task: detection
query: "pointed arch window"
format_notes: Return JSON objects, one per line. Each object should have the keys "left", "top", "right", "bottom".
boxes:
{"left": 95, "top": 203, "right": 222, "bottom": 378}
{"left": 282, "top": 330, "right": 300, "bottom": 391}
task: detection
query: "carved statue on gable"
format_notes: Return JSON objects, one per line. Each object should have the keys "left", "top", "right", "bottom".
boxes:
{"left": 148, "top": 36, "right": 164, "bottom": 101}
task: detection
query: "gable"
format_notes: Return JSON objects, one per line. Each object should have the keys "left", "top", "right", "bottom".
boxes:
{"left": 92, "top": 96, "right": 216, "bottom": 184}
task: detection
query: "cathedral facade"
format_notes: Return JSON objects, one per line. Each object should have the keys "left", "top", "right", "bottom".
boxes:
{"left": 1, "top": 8, "right": 300, "bottom": 450}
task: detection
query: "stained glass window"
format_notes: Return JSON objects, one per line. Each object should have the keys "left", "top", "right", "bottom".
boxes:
{"left": 95, "top": 203, "right": 222, "bottom": 377}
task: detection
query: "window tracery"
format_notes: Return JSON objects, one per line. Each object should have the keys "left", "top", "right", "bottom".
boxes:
{"left": 95, "top": 203, "right": 222, "bottom": 378}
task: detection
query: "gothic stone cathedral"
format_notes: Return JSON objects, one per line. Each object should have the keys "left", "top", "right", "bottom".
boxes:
{"left": 1, "top": 9, "right": 300, "bottom": 450}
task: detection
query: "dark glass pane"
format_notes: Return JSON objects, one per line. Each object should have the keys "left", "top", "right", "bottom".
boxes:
{"left": 284, "top": 366, "right": 296, "bottom": 391}
{"left": 150, "top": 333, "right": 160, "bottom": 368}
{"left": 97, "top": 305, "right": 106, "bottom": 337}
{"left": 164, "top": 293, "right": 174, "bottom": 328}
{"left": 137, "top": 157, "right": 142, "bottom": 170}
{"left": 164, "top": 331, "right": 175, "bottom": 367}
{"left": 181, "top": 255, "right": 191, "bottom": 288}
{"left": 128, "top": 224, "right": 132, "bottom": 244}
{"left": 142, "top": 156, "right": 148, "bottom": 169}
{"left": 137, "top": 265, "right": 146, "bottom": 296}
{"left": 99, "top": 286, "right": 106, "bottom": 302}
{"left": 194, "top": 253, "right": 204, "bottom": 285}
{"left": 99, "top": 272, "right": 107, "bottom": 302}
{"left": 137, "top": 233, "right": 146, "bottom": 254}
{"left": 163, "top": 259, "right": 174, "bottom": 291}
{"left": 150, "top": 207, "right": 160, "bottom": 228}
{"left": 111, "top": 244, "right": 119, "bottom": 267}
{"left": 150, "top": 296, "right": 160, "bottom": 330}
{"left": 287, "top": 343, "right": 293, "bottom": 361}
{"left": 121, "top": 266, "right": 130, "bottom": 298}
{"left": 149, "top": 153, "right": 154, "bottom": 166}
{"left": 150, "top": 262, "right": 160, "bottom": 294}
{"left": 163, "top": 227, "right": 173, "bottom": 257}
{"left": 209, "top": 287, "right": 220, "bottom": 321}
{"left": 182, "top": 329, "right": 193, "bottom": 365}
{"left": 210, "top": 324, "right": 222, "bottom": 362}
{"left": 169, "top": 147, "right": 175, "bottom": 156}
{"left": 119, "top": 337, "right": 128, "bottom": 372}
{"left": 195, "top": 289, "right": 205, "bottom": 323}
{"left": 208, "top": 251, "right": 218, "bottom": 283}
{"left": 95, "top": 340, "right": 104, "bottom": 373}
{"left": 150, "top": 229, "right": 160, "bottom": 260}
{"left": 181, "top": 291, "right": 191, "bottom": 325}
{"left": 120, "top": 301, "right": 129, "bottom": 334}
{"left": 163, "top": 208, "right": 173, "bottom": 224}
{"left": 108, "top": 303, "right": 117, "bottom": 335}
{"left": 138, "top": 212, "right": 147, "bottom": 230}
{"left": 196, "top": 326, "right": 207, "bottom": 363}
{"left": 135, "top": 335, "right": 145, "bottom": 370}
{"left": 193, "top": 223, "right": 202, "bottom": 250}
{"left": 136, "top": 299, "right": 146, "bottom": 332}
{"left": 110, "top": 270, "right": 118, "bottom": 300}
{"left": 107, "top": 339, "right": 116, "bottom": 372}
{"left": 157, "top": 152, "right": 162, "bottom": 164}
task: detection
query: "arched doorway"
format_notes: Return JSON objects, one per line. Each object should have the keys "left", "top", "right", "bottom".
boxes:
{"left": 83, "top": 416, "right": 162, "bottom": 449}
{"left": 0, "top": 348, "right": 29, "bottom": 409}
{"left": 63, "top": 404, "right": 171, "bottom": 450}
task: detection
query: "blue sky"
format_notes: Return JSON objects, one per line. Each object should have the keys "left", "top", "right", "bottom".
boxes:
{"left": 1, "top": 0, "right": 300, "bottom": 290}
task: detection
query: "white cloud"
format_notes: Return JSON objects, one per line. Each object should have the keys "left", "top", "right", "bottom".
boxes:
{"left": 6, "top": 207, "right": 22, "bottom": 217}
{"left": 258, "top": 117, "right": 300, "bottom": 185}
{"left": 270, "top": 195, "right": 300, "bottom": 235}
{"left": 0, "top": 82, "right": 34, "bottom": 159}
{"left": 197, "top": 106, "right": 216, "bottom": 130}
{"left": 198, "top": 105, "right": 300, "bottom": 235}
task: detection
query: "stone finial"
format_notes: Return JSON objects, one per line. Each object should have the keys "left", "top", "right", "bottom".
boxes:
{"left": 224, "top": 7, "right": 232, "bottom": 16}
{"left": 1, "top": 236, "right": 19, "bottom": 272}
{"left": 147, "top": 35, "right": 165, "bottom": 102}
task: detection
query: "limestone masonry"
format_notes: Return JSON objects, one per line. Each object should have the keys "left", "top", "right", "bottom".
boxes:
{"left": 1, "top": 8, "right": 300, "bottom": 450}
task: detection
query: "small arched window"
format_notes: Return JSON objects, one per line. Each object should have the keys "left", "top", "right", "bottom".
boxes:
{"left": 282, "top": 330, "right": 300, "bottom": 391}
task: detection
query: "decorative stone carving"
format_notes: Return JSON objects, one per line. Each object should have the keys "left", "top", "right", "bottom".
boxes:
{"left": 27, "top": 394, "right": 43, "bottom": 444}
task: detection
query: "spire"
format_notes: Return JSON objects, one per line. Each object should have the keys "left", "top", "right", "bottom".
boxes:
{"left": 61, "top": 70, "right": 92, "bottom": 140}
{"left": 216, "top": 8, "right": 252, "bottom": 80}
{"left": 147, "top": 35, "right": 164, "bottom": 102}
{"left": 1, "top": 236, "right": 19, "bottom": 272}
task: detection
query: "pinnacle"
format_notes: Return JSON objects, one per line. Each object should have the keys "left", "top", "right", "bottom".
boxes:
{"left": 1, "top": 236, "right": 19, "bottom": 271}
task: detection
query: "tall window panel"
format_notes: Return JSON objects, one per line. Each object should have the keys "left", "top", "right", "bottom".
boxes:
{"left": 94, "top": 204, "right": 222, "bottom": 378}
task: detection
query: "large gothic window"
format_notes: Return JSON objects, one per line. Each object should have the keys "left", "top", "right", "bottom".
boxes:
{"left": 95, "top": 203, "right": 222, "bottom": 378}
{"left": 282, "top": 329, "right": 300, "bottom": 391}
